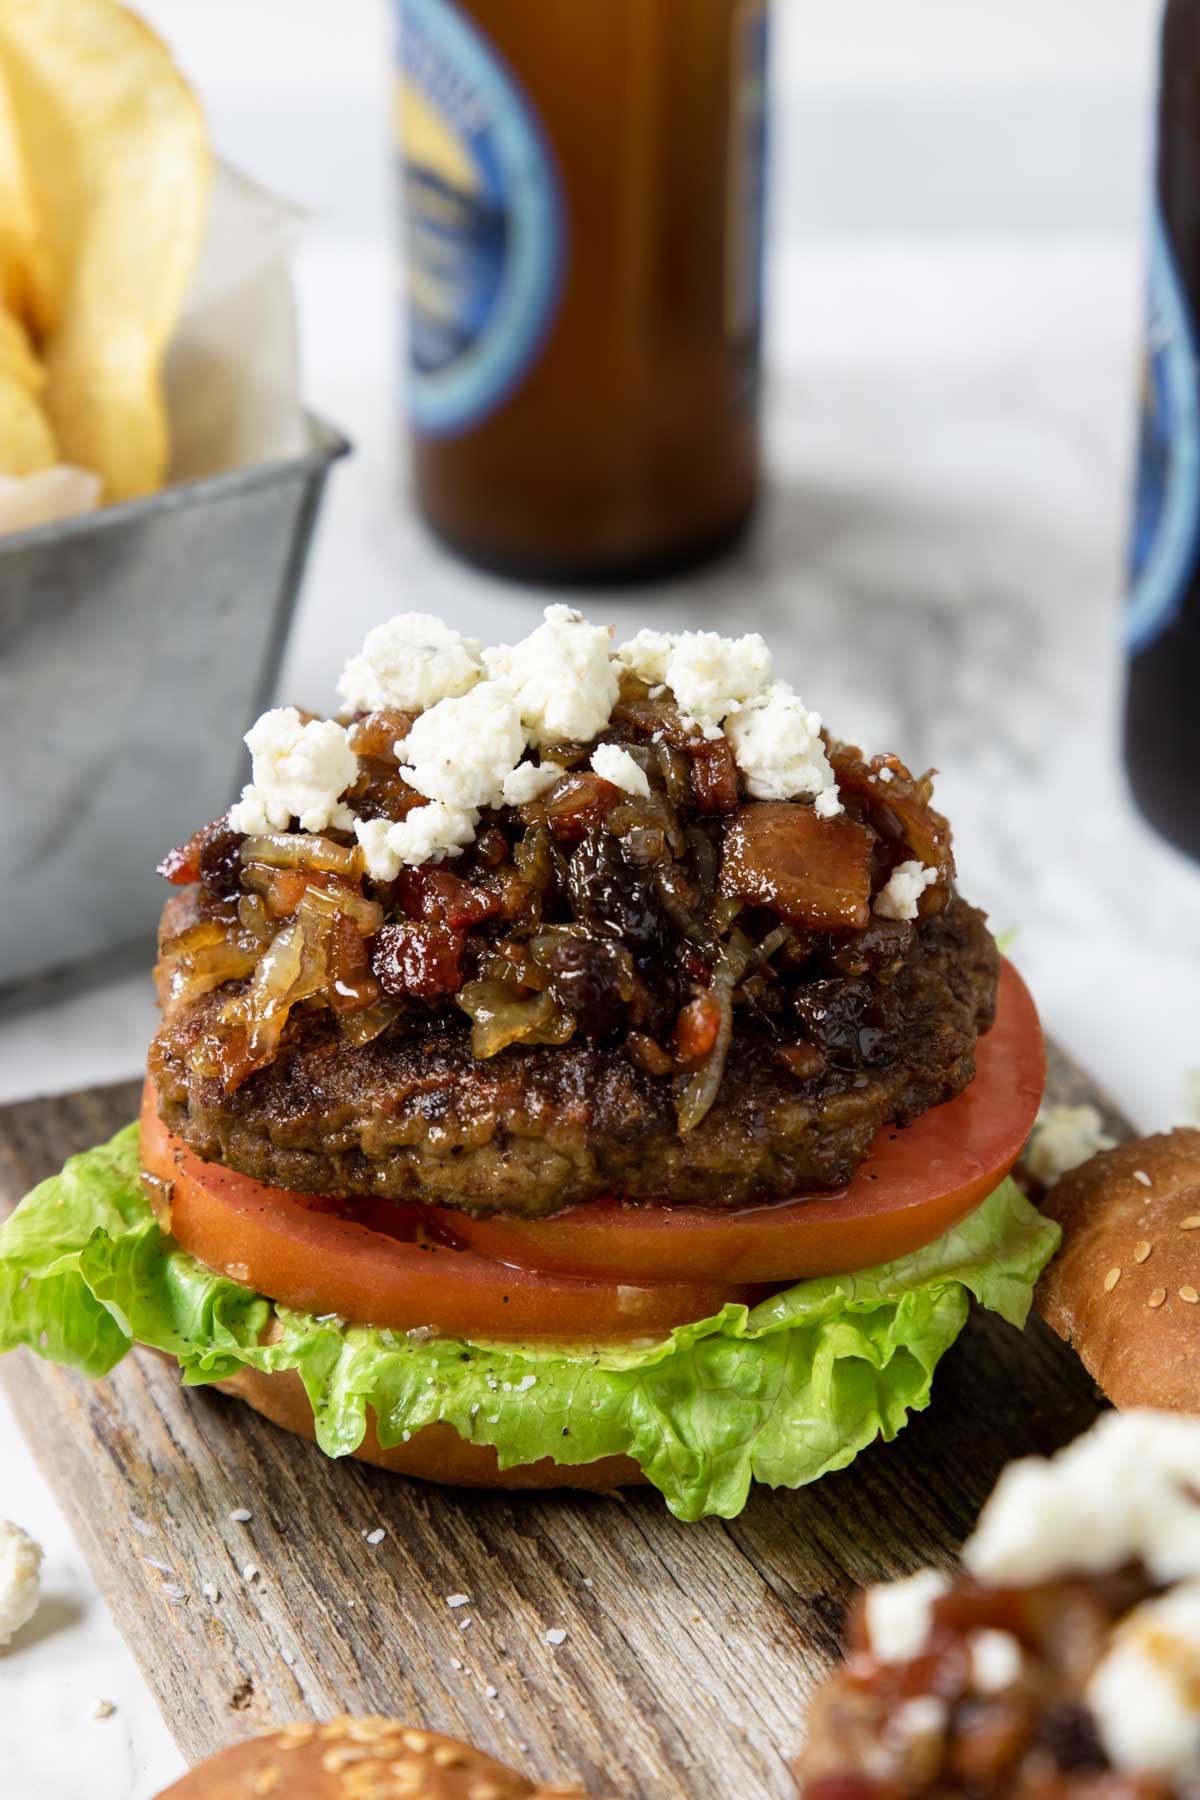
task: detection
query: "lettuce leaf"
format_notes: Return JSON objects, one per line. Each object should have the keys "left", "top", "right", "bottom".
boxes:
{"left": 0, "top": 1125, "right": 1059, "bottom": 1520}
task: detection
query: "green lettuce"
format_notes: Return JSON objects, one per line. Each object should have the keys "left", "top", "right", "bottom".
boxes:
{"left": 0, "top": 1126, "right": 1058, "bottom": 1520}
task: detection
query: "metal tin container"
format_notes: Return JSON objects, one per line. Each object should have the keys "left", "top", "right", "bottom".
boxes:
{"left": 0, "top": 415, "right": 350, "bottom": 999}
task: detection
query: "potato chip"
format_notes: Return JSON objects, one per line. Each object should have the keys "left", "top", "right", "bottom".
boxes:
{"left": 0, "top": 0, "right": 211, "bottom": 500}
{"left": 0, "top": 364, "right": 56, "bottom": 475}
{"left": 0, "top": 57, "right": 55, "bottom": 335}
{"left": 0, "top": 305, "right": 44, "bottom": 393}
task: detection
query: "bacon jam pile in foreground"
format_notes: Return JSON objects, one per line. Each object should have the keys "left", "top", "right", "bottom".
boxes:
{"left": 799, "top": 1412, "right": 1200, "bottom": 1796}
{"left": 0, "top": 612, "right": 1057, "bottom": 1518}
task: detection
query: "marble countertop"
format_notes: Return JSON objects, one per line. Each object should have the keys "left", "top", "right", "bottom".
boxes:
{"left": 4, "top": 1, "right": 1198, "bottom": 1795}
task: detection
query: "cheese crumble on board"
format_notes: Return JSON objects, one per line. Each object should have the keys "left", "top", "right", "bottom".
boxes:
{"left": 1024, "top": 1103, "right": 1117, "bottom": 1187}
{"left": 229, "top": 607, "right": 852, "bottom": 869}
{"left": 0, "top": 1519, "right": 43, "bottom": 1647}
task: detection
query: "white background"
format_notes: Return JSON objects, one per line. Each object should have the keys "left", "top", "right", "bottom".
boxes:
{"left": 3, "top": 2, "right": 1194, "bottom": 1796}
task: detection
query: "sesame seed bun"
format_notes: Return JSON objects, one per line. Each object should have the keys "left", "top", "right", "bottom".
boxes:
{"left": 212, "top": 1363, "right": 645, "bottom": 1493}
{"left": 155, "top": 1717, "right": 593, "bottom": 1799}
{"left": 1036, "top": 1128, "right": 1200, "bottom": 1412}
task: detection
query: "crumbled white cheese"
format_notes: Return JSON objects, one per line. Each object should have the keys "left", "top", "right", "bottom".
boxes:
{"left": 229, "top": 708, "right": 358, "bottom": 835}
{"left": 355, "top": 805, "right": 479, "bottom": 881}
{"left": 500, "top": 605, "right": 619, "bottom": 748}
{"left": 874, "top": 860, "right": 938, "bottom": 922}
{"left": 671, "top": 632, "right": 774, "bottom": 736}
{"left": 969, "top": 1629, "right": 1024, "bottom": 1694}
{"left": 396, "top": 684, "right": 525, "bottom": 812}
{"left": 863, "top": 1569, "right": 950, "bottom": 1664}
{"left": 1087, "top": 1582, "right": 1200, "bottom": 1780}
{"left": 336, "top": 612, "right": 483, "bottom": 714}
{"left": 725, "top": 684, "right": 841, "bottom": 808}
{"left": 887, "top": 1697, "right": 948, "bottom": 1744}
{"left": 501, "top": 759, "right": 565, "bottom": 806}
{"left": 964, "top": 1410, "right": 1200, "bottom": 1588}
{"left": 615, "top": 628, "right": 676, "bottom": 689}
{"left": 590, "top": 744, "right": 649, "bottom": 797}
{"left": 0, "top": 1520, "right": 42, "bottom": 1647}
{"left": 1024, "top": 1103, "right": 1117, "bottom": 1187}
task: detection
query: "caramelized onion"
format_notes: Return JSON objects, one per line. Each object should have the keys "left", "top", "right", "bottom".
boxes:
{"left": 239, "top": 832, "right": 361, "bottom": 877}
{"left": 456, "top": 979, "right": 575, "bottom": 1059}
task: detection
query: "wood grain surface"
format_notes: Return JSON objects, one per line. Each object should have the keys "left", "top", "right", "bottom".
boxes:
{"left": 0, "top": 1071, "right": 1126, "bottom": 1800}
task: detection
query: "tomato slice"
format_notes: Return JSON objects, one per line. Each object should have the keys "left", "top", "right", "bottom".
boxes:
{"left": 139, "top": 1088, "right": 761, "bottom": 1342}
{"left": 432, "top": 960, "right": 1045, "bottom": 1284}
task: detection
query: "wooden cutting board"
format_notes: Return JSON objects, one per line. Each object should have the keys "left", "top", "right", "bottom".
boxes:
{"left": 0, "top": 1053, "right": 1126, "bottom": 1800}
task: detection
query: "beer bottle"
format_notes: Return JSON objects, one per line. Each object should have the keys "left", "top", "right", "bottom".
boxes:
{"left": 1125, "top": 0, "right": 1200, "bottom": 860}
{"left": 396, "top": 0, "right": 767, "bottom": 584}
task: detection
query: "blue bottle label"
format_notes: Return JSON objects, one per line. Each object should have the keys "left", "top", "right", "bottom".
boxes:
{"left": 397, "top": 0, "right": 565, "bottom": 437}
{"left": 1127, "top": 207, "right": 1200, "bottom": 654}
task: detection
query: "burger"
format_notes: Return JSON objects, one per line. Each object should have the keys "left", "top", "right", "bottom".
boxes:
{"left": 0, "top": 608, "right": 1055, "bottom": 1519}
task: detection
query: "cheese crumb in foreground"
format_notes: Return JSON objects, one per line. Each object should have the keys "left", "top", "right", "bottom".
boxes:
{"left": 590, "top": 744, "right": 649, "bottom": 797}
{"left": 725, "top": 684, "right": 841, "bottom": 811}
{"left": 964, "top": 1410, "right": 1200, "bottom": 1588}
{"left": 337, "top": 613, "right": 482, "bottom": 714}
{"left": 1024, "top": 1103, "right": 1117, "bottom": 1187}
{"left": 355, "top": 804, "right": 479, "bottom": 881}
{"left": 863, "top": 1569, "right": 951, "bottom": 1664}
{"left": 1087, "top": 1581, "right": 1200, "bottom": 1780}
{"left": 0, "top": 1519, "right": 42, "bottom": 1647}
{"left": 229, "top": 709, "right": 357, "bottom": 836}
{"left": 874, "top": 860, "right": 938, "bottom": 922}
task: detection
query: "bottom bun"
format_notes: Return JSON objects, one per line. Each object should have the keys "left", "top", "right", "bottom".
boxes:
{"left": 213, "top": 1363, "right": 646, "bottom": 1493}
{"left": 157, "top": 1715, "right": 592, "bottom": 1797}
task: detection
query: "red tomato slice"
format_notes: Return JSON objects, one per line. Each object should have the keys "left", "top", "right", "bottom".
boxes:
{"left": 432, "top": 960, "right": 1045, "bottom": 1284}
{"left": 139, "top": 1087, "right": 761, "bottom": 1342}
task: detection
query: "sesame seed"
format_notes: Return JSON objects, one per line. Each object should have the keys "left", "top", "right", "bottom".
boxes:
{"left": 281, "top": 1648, "right": 296, "bottom": 1666}
{"left": 1180, "top": 1286, "right": 1199, "bottom": 1304}
{"left": 90, "top": 1699, "right": 116, "bottom": 1721}
{"left": 364, "top": 1528, "right": 386, "bottom": 1546}
{"left": 1104, "top": 1266, "right": 1122, "bottom": 1292}
{"left": 446, "top": 1593, "right": 471, "bottom": 1608}
{"left": 1182, "top": 1216, "right": 1200, "bottom": 1231}
{"left": 458, "top": 1617, "right": 471, "bottom": 1630}
{"left": 229, "top": 1508, "right": 252, "bottom": 1524}
{"left": 242, "top": 1564, "right": 259, "bottom": 1582}
{"left": 450, "top": 1657, "right": 463, "bottom": 1671}
{"left": 1134, "top": 1241, "right": 1153, "bottom": 1263}
{"left": 545, "top": 1628, "right": 567, "bottom": 1646}
{"left": 485, "top": 1684, "right": 498, "bottom": 1698}
{"left": 1149, "top": 1288, "right": 1167, "bottom": 1309}
{"left": 582, "top": 1577, "right": 594, "bottom": 1589}
{"left": 1134, "top": 1170, "right": 1152, "bottom": 1187}
{"left": 201, "top": 1581, "right": 219, "bottom": 1602}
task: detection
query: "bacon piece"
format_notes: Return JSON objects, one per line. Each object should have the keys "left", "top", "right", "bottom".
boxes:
{"left": 535, "top": 772, "right": 621, "bottom": 844}
{"left": 721, "top": 803, "right": 874, "bottom": 931}
{"left": 829, "top": 743, "right": 955, "bottom": 892}
{"left": 393, "top": 866, "right": 500, "bottom": 929}
{"left": 372, "top": 921, "right": 465, "bottom": 1000}
{"left": 687, "top": 735, "right": 740, "bottom": 815}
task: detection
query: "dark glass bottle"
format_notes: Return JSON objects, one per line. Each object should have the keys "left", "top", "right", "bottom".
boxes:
{"left": 1125, "top": 0, "right": 1200, "bottom": 860}
{"left": 396, "top": 0, "right": 767, "bottom": 584}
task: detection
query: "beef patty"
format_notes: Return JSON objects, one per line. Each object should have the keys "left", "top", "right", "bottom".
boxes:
{"left": 149, "top": 894, "right": 998, "bottom": 1218}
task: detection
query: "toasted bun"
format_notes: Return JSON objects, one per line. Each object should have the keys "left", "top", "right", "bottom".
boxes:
{"left": 213, "top": 1363, "right": 645, "bottom": 1493}
{"left": 155, "top": 1716, "right": 592, "bottom": 1798}
{"left": 1036, "top": 1128, "right": 1200, "bottom": 1412}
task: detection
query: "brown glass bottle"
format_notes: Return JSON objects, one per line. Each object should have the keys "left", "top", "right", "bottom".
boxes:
{"left": 1124, "top": 0, "right": 1200, "bottom": 860}
{"left": 396, "top": 0, "right": 767, "bottom": 583}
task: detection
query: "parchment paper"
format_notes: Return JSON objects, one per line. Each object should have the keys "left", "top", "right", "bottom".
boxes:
{"left": 0, "top": 163, "right": 304, "bottom": 535}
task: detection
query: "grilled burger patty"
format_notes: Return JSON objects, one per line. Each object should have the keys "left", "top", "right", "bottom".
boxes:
{"left": 150, "top": 892, "right": 998, "bottom": 1218}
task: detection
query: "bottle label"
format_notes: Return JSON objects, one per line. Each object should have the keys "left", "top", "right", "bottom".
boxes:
{"left": 1127, "top": 206, "right": 1200, "bottom": 653}
{"left": 398, "top": 0, "right": 565, "bottom": 437}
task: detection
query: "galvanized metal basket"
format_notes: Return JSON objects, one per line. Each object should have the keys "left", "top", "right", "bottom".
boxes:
{"left": 0, "top": 415, "right": 350, "bottom": 999}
